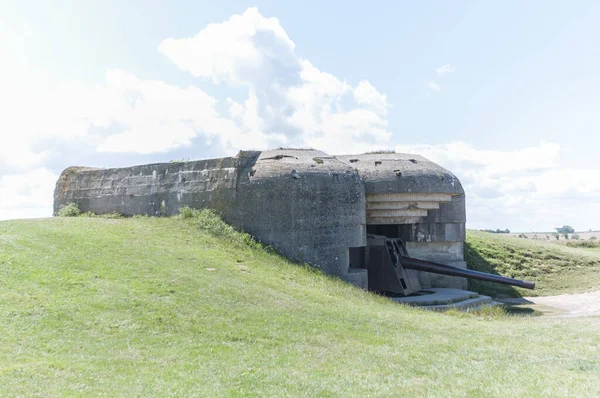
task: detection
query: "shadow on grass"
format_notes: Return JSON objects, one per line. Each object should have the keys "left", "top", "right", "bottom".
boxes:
{"left": 464, "top": 242, "right": 522, "bottom": 298}
{"left": 502, "top": 305, "right": 542, "bottom": 317}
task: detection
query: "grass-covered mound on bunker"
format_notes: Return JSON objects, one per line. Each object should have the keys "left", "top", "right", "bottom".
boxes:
{"left": 466, "top": 230, "right": 600, "bottom": 297}
{"left": 1, "top": 213, "right": 600, "bottom": 396}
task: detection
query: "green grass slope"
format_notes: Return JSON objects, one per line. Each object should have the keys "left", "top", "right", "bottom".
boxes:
{"left": 466, "top": 230, "right": 600, "bottom": 297}
{"left": 1, "top": 215, "right": 600, "bottom": 396}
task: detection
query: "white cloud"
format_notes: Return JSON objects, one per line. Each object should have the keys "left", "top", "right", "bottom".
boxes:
{"left": 436, "top": 64, "right": 455, "bottom": 76}
{"left": 96, "top": 69, "right": 242, "bottom": 153}
{"left": 0, "top": 7, "right": 394, "bottom": 219}
{"left": 0, "top": 168, "right": 58, "bottom": 220}
{"left": 23, "top": 23, "right": 33, "bottom": 38}
{"left": 396, "top": 141, "right": 600, "bottom": 231}
{"left": 1, "top": 7, "right": 392, "bottom": 169}
{"left": 158, "top": 7, "right": 392, "bottom": 154}
{"left": 353, "top": 80, "right": 389, "bottom": 116}
{"left": 3, "top": 7, "right": 596, "bottom": 232}
{"left": 158, "top": 7, "right": 295, "bottom": 86}
{"left": 427, "top": 81, "right": 441, "bottom": 92}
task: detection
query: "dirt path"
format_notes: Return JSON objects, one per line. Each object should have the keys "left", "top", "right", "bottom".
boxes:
{"left": 501, "top": 291, "right": 600, "bottom": 317}
{"left": 527, "top": 291, "right": 600, "bottom": 317}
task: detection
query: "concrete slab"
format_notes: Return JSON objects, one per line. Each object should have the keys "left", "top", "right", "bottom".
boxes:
{"left": 425, "top": 296, "right": 493, "bottom": 311}
{"left": 390, "top": 288, "right": 479, "bottom": 306}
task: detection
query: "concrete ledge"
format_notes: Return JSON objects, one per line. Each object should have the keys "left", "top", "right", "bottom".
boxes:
{"left": 391, "top": 288, "right": 479, "bottom": 306}
{"left": 391, "top": 288, "right": 494, "bottom": 311}
{"left": 425, "top": 296, "right": 493, "bottom": 311}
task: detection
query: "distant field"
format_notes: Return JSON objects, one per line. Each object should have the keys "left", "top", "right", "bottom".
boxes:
{"left": 507, "top": 231, "right": 600, "bottom": 241}
{"left": 582, "top": 247, "right": 600, "bottom": 254}
{"left": 466, "top": 230, "right": 600, "bottom": 297}
{"left": 1, "top": 215, "right": 600, "bottom": 396}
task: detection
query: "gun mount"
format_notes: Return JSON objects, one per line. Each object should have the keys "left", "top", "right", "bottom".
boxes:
{"left": 361, "top": 234, "right": 535, "bottom": 296}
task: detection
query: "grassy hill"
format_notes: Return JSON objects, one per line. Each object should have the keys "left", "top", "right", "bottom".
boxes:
{"left": 1, "top": 214, "right": 600, "bottom": 396}
{"left": 466, "top": 230, "right": 600, "bottom": 297}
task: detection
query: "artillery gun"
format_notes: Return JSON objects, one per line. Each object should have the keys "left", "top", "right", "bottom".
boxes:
{"left": 360, "top": 234, "right": 535, "bottom": 296}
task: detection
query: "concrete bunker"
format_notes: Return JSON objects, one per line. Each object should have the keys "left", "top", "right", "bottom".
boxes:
{"left": 54, "top": 149, "right": 533, "bottom": 300}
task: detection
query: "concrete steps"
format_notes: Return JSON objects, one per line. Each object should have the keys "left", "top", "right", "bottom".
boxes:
{"left": 391, "top": 288, "right": 498, "bottom": 311}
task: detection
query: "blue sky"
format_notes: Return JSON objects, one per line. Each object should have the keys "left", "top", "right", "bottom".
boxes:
{"left": 1, "top": 1, "right": 599, "bottom": 231}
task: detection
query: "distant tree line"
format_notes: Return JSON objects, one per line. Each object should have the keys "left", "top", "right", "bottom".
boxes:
{"left": 481, "top": 228, "right": 510, "bottom": 234}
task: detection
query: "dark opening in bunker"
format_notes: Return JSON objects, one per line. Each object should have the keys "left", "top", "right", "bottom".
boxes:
{"left": 366, "top": 224, "right": 414, "bottom": 241}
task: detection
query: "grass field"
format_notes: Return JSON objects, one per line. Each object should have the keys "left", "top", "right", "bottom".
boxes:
{"left": 466, "top": 230, "right": 600, "bottom": 297}
{"left": 1, "top": 214, "right": 600, "bottom": 396}
{"left": 582, "top": 247, "right": 600, "bottom": 254}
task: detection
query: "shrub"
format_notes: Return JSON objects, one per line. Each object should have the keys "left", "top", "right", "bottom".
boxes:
{"left": 572, "top": 234, "right": 580, "bottom": 240}
{"left": 57, "top": 202, "right": 81, "bottom": 217}
{"left": 178, "top": 206, "right": 269, "bottom": 252}
{"left": 566, "top": 240, "right": 600, "bottom": 248}
{"left": 179, "top": 206, "right": 202, "bottom": 219}
{"left": 590, "top": 236, "right": 597, "bottom": 241}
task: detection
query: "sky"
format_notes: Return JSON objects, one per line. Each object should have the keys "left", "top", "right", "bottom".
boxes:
{"left": 1, "top": 0, "right": 599, "bottom": 232}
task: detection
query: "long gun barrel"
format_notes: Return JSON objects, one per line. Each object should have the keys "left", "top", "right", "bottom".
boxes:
{"left": 400, "top": 256, "right": 536, "bottom": 290}
{"left": 363, "top": 234, "right": 536, "bottom": 295}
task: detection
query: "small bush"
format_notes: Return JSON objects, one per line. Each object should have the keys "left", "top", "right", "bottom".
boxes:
{"left": 590, "top": 236, "right": 597, "bottom": 241}
{"left": 57, "top": 203, "right": 81, "bottom": 217}
{"left": 178, "top": 206, "right": 268, "bottom": 251}
{"left": 572, "top": 234, "right": 580, "bottom": 240}
{"left": 313, "top": 157, "right": 324, "bottom": 164}
{"left": 179, "top": 206, "right": 202, "bottom": 219}
{"left": 566, "top": 240, "right": 600, "bottom": 248}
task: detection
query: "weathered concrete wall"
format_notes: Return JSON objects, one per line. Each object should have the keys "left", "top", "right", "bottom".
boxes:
{"left": 408, "top": 194, "right": 467, "bottom": 289}
{"left": 54, "top": 155, "right": 242, "bottom": 217}
{"left": 227, "top": 149, "right": 367, "bottom": 284}
{"left": 54, "top": 149, "right": 367, "bottom": 287}
{"left": 54, "top": 149, "right": 468, "bottom": 292}
{"left": 337, "top": 152, "right": 467, "bottom": 289}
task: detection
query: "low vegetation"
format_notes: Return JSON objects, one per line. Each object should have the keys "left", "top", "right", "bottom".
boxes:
{"left": 365, "top": 149, "right": 396, "bottom": 154}
{"left": 58, "top": 203, "right": 123, "bottom": 219}
{"left": 480, "top": 228, "right": 510, "bottom": 234}
{"left": 566, "top": 240, "right": 600, "bottom": 249}
{"left": 1, "top": 214, "right": 600, "bottom": 395}
{"left": 466, "top": 230, "right": 600, "bottom": 297}
{"left": 56, "top": 202, "right": 81, "bottom": 217}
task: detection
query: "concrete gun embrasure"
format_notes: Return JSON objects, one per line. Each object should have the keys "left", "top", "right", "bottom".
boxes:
{"left": 363, "top": 234, "right": 535, "bottom": 296}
